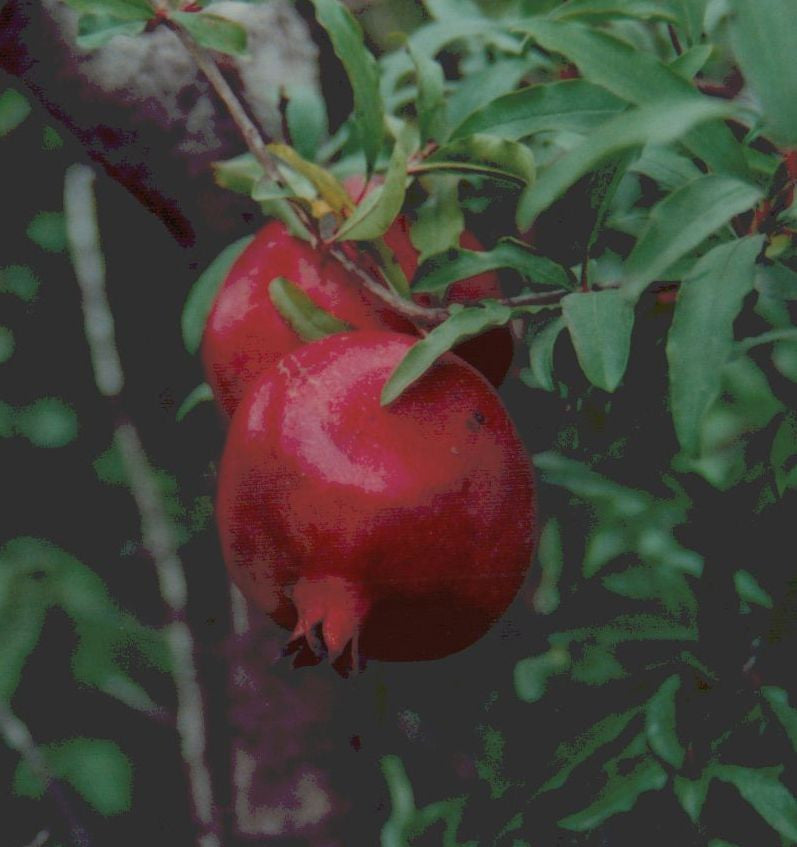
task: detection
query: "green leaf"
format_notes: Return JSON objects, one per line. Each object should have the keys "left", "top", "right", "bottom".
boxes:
{"left": 559, "top": 757, "right": 668, "bottom": 831}
{"left": 409, "top": 177, "right": 464, "bottom": 264}
{"left": 669, "top": 44, "right": 713, "bottom": 79}
{"left": 414, "top": 238, "right": 573, "bottom": 294}
{"left": 513, "top": 19, "right": 750, "bottom": 179}
{"left": 176, "top": 383, "right": 214, "bottom": 422}
{"left": 523, "top": 315, "right": 565, "bottom": 392}
{"left": 181, "top": 235, "right": 254, "bottom": 354}
{"left": 27, "top": 211, "right": 67, "bottom": 253}
{"left": 583, "top": 525, "right": 628, "bottom": 578}
{"left": 728, "top": 0, "right": 797, "bottom": 146}
{"left": 381, "top": 303, "right": 513, "bottom": 405}
{"left": 734, "top": 569, "right": 773, "bottom": 609}
{"left": 711, "top": 764, "right": 797, "bottom": 841}
{"left": 673, "top": 771, "right": 712, "bottom": 822}
{"left": 562, "top": 290, "right": 634, "bottom": 392}
{"left": 451, "top": 79, "right": 626, "bottom": 141}
{"left": 310, "top": 0, "right": 384, "bottom": 170}
{"left": 535, "top": 518, "right": 563, "bottom": 615}
{"left": 171, "top": 12, "right": 247, "bottom": 57}
{"left": 16, "top": 398, "right": 78, "bottom": 448}
{"left": 549, "top": 0, "right": 680, "bottom": 22}
{"left": 416, "top": 134, "right": 536, "bottom": 185}
{"left": 0, "top": 265, "right": 40, "bottom": 301}
{"left": 336, "top": 138, "right": 409, "bottom": 241}
{"left": 284, "top": 85, "right": 328, "bottom": 162}
{"left": 761, "top": 687, "right": 797, "bottom": 752}
{"left": 0, "top": 326, "right": 14, "bottom": 364}
{"left": 770, "top": 412, "right": 797, "bottom": 496}
{"left": 381, "top": 755, "right": 417, "bottom": 839}
{"left": 645, "top": 674, "right": 684, "bottom": 768}
{"left": 212, "top": 152, "right": 263, "bottom": 195}
{"left": 0, "top": 88, "right": 31, "bottom": 137}
{"left": 75, "top": 14, "right": 146, "bottom": 49}
{"left": 514, "top": 647, "right": 570, "bottom": 703}
{"left": 676, "top": 0, "right": 710, "bottom": 44}
{"left": 14, "top": 738, "right": 132, "bottom": 816}
{"left": 665, "top": 236, "right": 763, "bottom": 453}
{"left": 570, "top": 643, "right": 625, "bottom": 685}
{"left": 629, "top": 145, "right": 702, "bottom": 191}
{"left": 62, "top": 0, "right": 154, "bottom": 22}
{"left": 0, "top": 586, "right": 46, "bottom": 702}
{"left": 268, "top": 277, "right": 351, "bottom": 342}
{"left": 517, "top": 96, "right": 740, "bottom": 230}
{"left": 537, "top": 706, "right": 641, "bottom": 794}
{"left": 267, "top": 143, "right": 353, "bottom": 213}
{"left": 409, "top": 45, "right": 446, "bottom": 144}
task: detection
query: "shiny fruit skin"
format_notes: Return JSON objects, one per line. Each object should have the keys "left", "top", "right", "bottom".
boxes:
{"left": 201, "top": 220, "right": 413, "bottom": 417}
{"left": 217, "top": 330, "right": 535, "bottom": 664}
{"left": 344, "top": 175, "right": 514, "bottom": 387}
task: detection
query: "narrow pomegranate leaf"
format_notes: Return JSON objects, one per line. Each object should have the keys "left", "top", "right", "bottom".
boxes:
{"left": 181, "top": 235, "right": 254, "bottom": 354}
{"left": 710, "top": 765, "right": 797, "bottom": 841}
{"left": 669, "top": 44, "right": 713, "bottom": 79}
{"left": 548, "top": 0, "right": 680, "bottom": 23}
{"left": 516, "top": 96, "right": 739, "bottom": 230}
{"left": 728, "top": 0, "right": 797, "bottom": 146}
{"left": 408, "top": 44, "right": 447, "bottom": 144}
{"left": 267, "top": 144, "right": 353, "bottom": 214}
{"left": 62, "top": 0, "right": 154, "bottom": 21}
{"left": 665, "top": 236, "right": 763, "bottom": 455}
{"left": 409, "top": 177, "right": 465, "bottom": 265}
{"left": 381, "top": 303, "right": 513, "bottom": 406}
{"left": 512, "top": 19, "right": 750, "bottom": 180}
{"left": 171, "top": 12, "right": 247, "bottom": 57}
{"left": 521, "top": 315, "right": 566, "bottom": 392}
{"left": 558, "top": 757, "right": 668, "bottom": 831}
{"left": 514, "top": 648, "right": 570, "bottom": 702}
{"left": 0, "top": 89, "right": 31, "bottom": 137}
{"left": 673, "top": 771, "right": 712, "bottom": 823}
{"left": 413, "top": 238, "right": 574, "bottom": 294}
{"left": 212, "top": 153, "right": 263, "bottom": 196}
{"left": 452, "top": 79, "right": 626, "bottom": 142}
{"left": 268, "top": 277, "right": 351, "bottom": 342}
{"left": 645, "top": 674, "right": 684, "bottom": 768}
{"left": 562, "top": 290, "right": 634, "bottom": 393}
{"left": 415, "top": 134, "right": 536, "bottom": 186}
{"left": 284, "top": 85, "right": 328, "bottom": 163}
{"left": 310, "top": 0, "right": 384, "bottom": 171}
{"left": 75, "top": 14, "right": 147, "bottom": 49}
{"left": 761, "top": 687, "right": 797, "bottom": 753}
{"left": 176, "top": 383, "right": 213, "bottom": 423}
{"left": 0, "top": 587, "right": 46, "bottom": 702}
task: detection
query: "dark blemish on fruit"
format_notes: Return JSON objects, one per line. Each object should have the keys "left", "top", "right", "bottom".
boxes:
{"left": 467, "top": 409, "right": 486, "bottom": 431}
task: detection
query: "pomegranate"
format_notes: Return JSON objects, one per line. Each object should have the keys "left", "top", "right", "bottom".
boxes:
{"left": 217, "top": 331, "right": 535, "bottom": 667}
{"left": 201, "top": 219, "right": 412, "bottom": 417}
{"left": 343, "top": 174, "right": 514, "bottom": 387}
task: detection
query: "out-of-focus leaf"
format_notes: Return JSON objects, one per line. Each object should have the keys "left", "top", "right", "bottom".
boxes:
{"left": 570, "top": 643, "right": 625, "bottom": 685}
{"left": 14, "top": 738, "right": 132, "bottom": 816}
{"left": 451, "top": 80, "right": 626, "bottom": 141}
{"left": 513, "top": 19, "right": 750, "bottom": 179}
{"left": 0, "top": 587, "right": 46, "bottom": 702}
{"left": 645, "top": 674, "right": 684, "bottom": 768}
{"left": 674, "top": 771, "right": 712, "bottom": 822}
{"left": 537, "top": 706, "right": 641, "bottom": 794}
{"left": 517, "top": 96, "right": 737, "bottom": 229}
{"left": 711, "top": 764, "right": 797, "bottom": 841}
{"left": 268, "top": 276, "right": 351, "bottom": 342}
{"left": 267, "top": 143, "right": 353, "bottom": 213}
{"left": 381, "top": 302, "right": 513, "bottom": 405}
{"left": 665, "top": 236, "right": 763, "bottom": 454}
{"left": 414, "top": 238, "right": 573, "bottom": 294}
{"left": 523, "top": 315, "right": 565, "bottom": 392}
{"left": 562, "top": 290, "right": 634, "bottom": 392}
{"left": 549, "top": 0, "right": 680, "bottom": 23}
{"left": 559, "top": 757, "right": 668, "bottom": 831}
{"left": 75, "top": 14, "right": 146, "bottom": 49}
{"left": 381, "top": 755, "right": 416, "bottom": 844}
{"left": 476, "top": 725, "right": 510, "bottom": 799}
{"left": 212, "top": 153, "right": 263, "bottom": 195}
{"left": 0, "top": 265, "right": 40, "bottom": 301}
{"left": 336, "top": 138, "right": 409, "bottom": 241}
{"left": 770, "top": 413, "right": 797, "bottom": 496}
{"left": 176, "top": 383, "right": 214, "bottom": 423}
{"left": 0, "top": 326, "right": 14, "bottom": 364}
{"left": 761, "top": 687, "right": 797, "bottom": 752}
{"left": 0, "top": 88, "right": 31, "bottom": 137}
{"left": 16, "top": 398, "right": 78, "bottom": 448}
{"left": 310, "top": 0, "right": 384, "bottom": 170}
{"left": 583, "top": 525, "right": 628, "bottom": 577}
{"left": 285, "top": 85, "right": 328, "bottom": 162}
{"left": 734, "top": 569, "right": 773, "bottom": 609}
{"left": 535, "top": 519, "right": 563, "bottom": 614}
{"left": 181, "top": 235, "right": 254, "bottom": 354}
{"left": 62, "top": 0, "right": 153, "bottom": 21}
{"left": 728, "top": 0, "right": 797, "bottom": 146}
{"left": 629, "top": 145, "right": 702, "bottom": 191}
{"left": 515, "top": 647, "right": 570, "bottom": 703}
{"left": 410, "top": 177, "right": 464, "bottom": 264}
{"left": 416, "top": 134, "right": 535, "bottom": 185}
{"left": 409, "top": 45, "right": 446, "bottom": 144}
{"left": 669, "top": 44, "right": 713, "bottom": 79}
{"left": 172, "top": 12, "right": 247, "bottom": 56}
{"left": 27, "top": 212, "right": 67, "bottom": 253}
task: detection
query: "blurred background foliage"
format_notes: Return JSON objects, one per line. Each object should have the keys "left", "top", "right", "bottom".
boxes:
{"left": 3, "top": 0, "right": 797, "bottom": 845}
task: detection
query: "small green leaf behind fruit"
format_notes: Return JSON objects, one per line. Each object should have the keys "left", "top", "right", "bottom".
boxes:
{"left": 269, "top": 277, "right": 351, "bottom": 343}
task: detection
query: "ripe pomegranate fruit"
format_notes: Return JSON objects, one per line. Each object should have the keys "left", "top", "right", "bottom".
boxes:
{"left": 343, "top": 174, "right": 514, "bottom": 387}
{"left": 201, "top": 219, "right": 413, "bottom": 417}
{"left": 217, "top": 331, "right": 535, "bottom": 667}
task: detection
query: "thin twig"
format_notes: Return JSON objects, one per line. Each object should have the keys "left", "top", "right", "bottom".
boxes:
{"left": 64, "top": 164, "right": 222, "bottom": 847}
{"left": 0, "top": 701, "right": 91, "bottom": 847}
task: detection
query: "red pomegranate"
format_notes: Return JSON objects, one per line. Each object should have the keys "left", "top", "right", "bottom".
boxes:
{"left": 201, "top": 219, "right": 413, "bottom": 417}
{"left": 217, "top": 331, "right": 535, "bottom": 667}
{"left": 343, "top": 174, "right": 515, "bottom": 387}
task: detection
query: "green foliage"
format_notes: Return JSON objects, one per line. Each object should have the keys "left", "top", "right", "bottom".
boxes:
{"left": 171, "top": 11, "right": 248, "bottom": 57}
{"left": 26, "top": 211, "right": 67, "bottom": 253}
{"left": 15, "top": 397, "right": 78, "bottom": 448}
{"left": 268, "top": 277, "right": 352, "bottom": 342}
{"left": 0, "top": 89, "right": 31, "bottom": 137}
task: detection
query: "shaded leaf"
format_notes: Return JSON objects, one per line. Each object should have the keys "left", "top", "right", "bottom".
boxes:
{"left": 176, "top": 383, "right": 213, "bottom": 422}
{"left": 181, "top": 235, "right": 254, "bottom": 354}
{"left": 549, "top": 0, "right": 680, "bottom": 22}
{"left": 62, "top": 0, "right": 153, "bottom": 21}
{"left": 515, "top": 648, "right": 570, "bottom": 703}
{"left": 761, "top": 687, "right": 797, "bottom": 753}
{"left": 571, "top": 643, "right": 625, "bottom": 685}
{"left": 665, "top": 236, "right": 763, "bottom": 453}
{"left": 381, "top": 303, "right": 513, "bottom": 405}
{"left": 673, "top": 771, "right": 712, "bottom": 822}
{"left": 0, "top": 326, "right": 14, "bottom": 364}
{"left": 562, "top": 289, "right": 635, "bottom": 392}
{"left": 0, "top": 264, "right": 40, "bottom": 301}
{"left": 172, "top": 11, "right": 247, "bottom": 57}
{"left": 76, "top": 14, "right": 146, "bottom": 49}
{"left": 645, "top": 674, "right": 684, "bottom": 768}
{"left": 267, "top": 143, "right": 353, "bottom": 213}
{"left": 310, "top": 0, "right": 384, "bottom": 170}
{"left": 417, "top": 134, "right": 536, "bottom": 185}
{"left": 268, "top": 277, "right": 351, "bottom": 342}
{"left": 734, "top": 569, "right": 773, "bottom": 609}
{"left": 0, "top": 88, "right": 31, "bottom": 137}
{"left": 16, "top": 398, "right": 78, "bottom": 448}
{"left": 523, "top": 315, "right": 565, "bottom": 392}
{"left": 27, "top": 211, "right": 67, "bottom": 253}
{"left": 409, "top": 177, "right": 464, "bottom": 264}
{"left": 409, "top": 45, "right": 446, "bottom": 144}
{"left": 284, "top": 85, "right": 328, "bottom": 162}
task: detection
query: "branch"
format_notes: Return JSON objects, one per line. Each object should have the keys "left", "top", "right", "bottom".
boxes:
{"left": 63, "top": 164, "right": 222, "bottom": 847}
{"left": 0, "top": 700, "right": 91, "bottom": 847}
